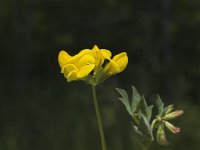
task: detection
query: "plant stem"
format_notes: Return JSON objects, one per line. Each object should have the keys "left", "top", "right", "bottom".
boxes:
{"left": 151, "top": 119, "right": 157, "bottom": 129}
{"left": 142, "top": 142, "right": 151, "bottom": 150}
{"left": 142, "top": 147, "right": 148, "bottom": 150}
{"left": 92, "top": 85, "right": 107, "bottom": 150}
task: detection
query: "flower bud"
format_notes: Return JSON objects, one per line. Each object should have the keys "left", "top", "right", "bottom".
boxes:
{"left": 163, "top": 105, "right": 174, "bottom": 116}
{"left": 163, "top": 121, "right": 180, "bottom": 134}
{"left": 157, "top": 124, "right": 169, "bottom": 146}
{"left": 162, "top": 110, "right": 184, "bottom": 120}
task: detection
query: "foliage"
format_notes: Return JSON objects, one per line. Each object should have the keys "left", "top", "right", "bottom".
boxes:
{"left": 116, "top": 86, "right": 183, "bottom": 149}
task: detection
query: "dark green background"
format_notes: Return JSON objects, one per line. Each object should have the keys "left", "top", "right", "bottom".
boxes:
{"left": 0, "top": 0, "right": 200, "bottom": 149}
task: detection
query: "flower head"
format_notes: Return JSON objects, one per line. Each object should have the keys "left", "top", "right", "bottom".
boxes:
{"left": 58, "top": 45, "right": 128, "bottom": 84}
{"left": 153, "top": 95, "right": 184, "bottom": 146}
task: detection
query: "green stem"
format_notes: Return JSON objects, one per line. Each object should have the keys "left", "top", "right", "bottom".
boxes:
{"left": 151, "top": 119, "right": 157, "bottom": 129}
{"left": 142, "top": 147, "right": 147, "bottom": 150}
{"left": 141, "top": 142, "right": 152, "bottom": 150}
{"left": 92, "top": 85, "right": 107, "bottom": 150}
{"left": 142, "top": 146, "right": 148, "bottom": 150}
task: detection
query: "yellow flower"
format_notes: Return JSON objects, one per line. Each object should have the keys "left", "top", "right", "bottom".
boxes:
{"left": 58, "top": 45, "right": 128, "bottom": 84}
{"left": 104, "top": 52, "right": 128, "bottom": 75}
{"left": 58, "top": 50, "right": 95, "bottom": 82}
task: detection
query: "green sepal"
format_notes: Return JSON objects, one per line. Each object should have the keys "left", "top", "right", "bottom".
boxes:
{"left": 84, "top": 67, "right": 106, "bottom": 85}
{"left": 93, "top": 67, "right": 104, "bottom": 84}
{"left": 155, "top": 95, "right": 164, "bottom": 115}
{"left": 83, "top": 74, "right": 94, "bottom": 85}
{"left": 162, "top": 104, "right": 174, "bottom": 116}
{"left": 116, "top": 88, "right": 133, "bottom": 117}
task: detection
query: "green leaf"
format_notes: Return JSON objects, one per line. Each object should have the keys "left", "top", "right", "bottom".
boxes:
{"left": 147, "top": 105, "right": 154, "bottom": 121}
{"left": 116, "top": 88, "right": 133, "bottom": 117}
{"left": 139, "top": 96, "right": 153, "bottom": 121}
{"left": 139, "top": 96, "right": 148, "bottom": 114}
{"left": 139, "top": 114, "right": 154, "bottom": 140}
{"left": 155, "top": 95, "right": 164, "bottom": 115}
{"left": 131, "top": 86, "right": 141, "bottom": 113}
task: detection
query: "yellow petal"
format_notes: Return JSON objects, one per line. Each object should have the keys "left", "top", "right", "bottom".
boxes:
{"left": 63, "top": 64, "right": 78, "bottom": 73}
{"left": 103, "top": 62, "right": 111, "bottom": 73}
{"left": 93, "top": 51, "right": 100, "bottom": 67}
{"left": 76, "top": 54, "right": 95, "bottom": 67}
{"left": 113, "top": 52, "right": 127, "bottom": 62}
{"left": 115, "top": 53, "right": 128, "bottom": 72}
{"left": 58, "top": 50, "right": 71, "bottom": 68}
{"left": 92, "top": 45, "right": 100, "bottom": 51}
{"left": 93, "top": 49, "right": 112, "bottom": 72}
{"left": 77, "top": 64, "right": 95, "bottom": 78}
{"left": 66, "top": 70, "right": 78, "bottom": 82}
{"left": 78, "top": 49, "right": 91, "bottom": 55}
{"left": 62, "top": 64, "right": 78, "bottom": 78}
{"left": 104, "top": 60, "right": 120, "bottom": 75}
{"left": 68, "top": 53, "right": 84, "bottom": 64}
{"left": 100, "top": 49, "right": 112, "bottom": 60}
{"left": 111, "top": 61, "right": 121, "bottom": 72}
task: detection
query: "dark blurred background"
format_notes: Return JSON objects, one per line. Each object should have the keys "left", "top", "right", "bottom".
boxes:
{"left": 0, "top": 0, "right": 200, "bottom": 149}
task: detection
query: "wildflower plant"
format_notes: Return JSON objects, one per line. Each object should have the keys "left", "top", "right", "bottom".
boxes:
{"left": 58, "top": 45, "right": 183, "bottom": 150}
{"left": 58, "top": 45, "right": 128, "bottom": 150}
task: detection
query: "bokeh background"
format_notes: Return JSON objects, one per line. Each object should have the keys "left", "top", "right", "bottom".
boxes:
{"left": 0, "top": 0, "right": 200, "bottom": 149}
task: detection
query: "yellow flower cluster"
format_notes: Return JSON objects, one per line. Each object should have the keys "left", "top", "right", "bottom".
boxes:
{"left": 58, "top": 45, "right": 128, "bottom": 84}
